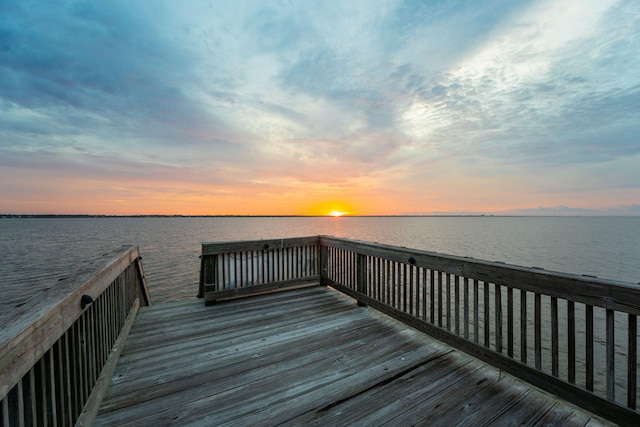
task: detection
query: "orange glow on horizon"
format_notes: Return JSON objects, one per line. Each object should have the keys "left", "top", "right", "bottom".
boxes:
{"left": 306, "top": 200, "right": 357, "bottom": 217}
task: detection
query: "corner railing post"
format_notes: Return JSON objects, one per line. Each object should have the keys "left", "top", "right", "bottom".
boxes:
{"left": 135, "top": 254, "right": 151, "bottom": 306}
{"left": 198, "top": 255, "right": 205, "bottom": 298}
{"left": 320, "top": 243, "right": 329, "bottom": 286}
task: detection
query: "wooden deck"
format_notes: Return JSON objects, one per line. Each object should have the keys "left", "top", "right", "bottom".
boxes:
{"left": 94, "top": 286, "right": 611, "bottom": 426}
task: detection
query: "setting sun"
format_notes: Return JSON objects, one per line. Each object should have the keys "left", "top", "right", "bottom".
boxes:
{"left": 306, "top": 200, "right": 357, "bottom": 217}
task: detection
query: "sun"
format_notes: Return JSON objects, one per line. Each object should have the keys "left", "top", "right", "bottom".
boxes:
{"left": 307, "top": 201, "right": 356, "bottom": 217}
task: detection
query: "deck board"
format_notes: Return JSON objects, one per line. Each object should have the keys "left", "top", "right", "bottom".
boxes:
{"left": 94, "top": 286, "right": 611, "bottom": 426}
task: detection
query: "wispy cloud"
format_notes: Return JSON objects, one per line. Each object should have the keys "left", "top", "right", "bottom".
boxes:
{"left": 1, "top": 0, "right": 639, "bottom": 214}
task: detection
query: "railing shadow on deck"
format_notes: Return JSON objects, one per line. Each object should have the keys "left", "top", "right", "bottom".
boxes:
{"left": 200, "top": 235, "right": 640, "bottom": 426}
{"left": 0, "top": 245, "right": 150, "bottom": 427}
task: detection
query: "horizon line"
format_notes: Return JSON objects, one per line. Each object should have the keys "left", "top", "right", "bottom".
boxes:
{"left": 2, "top": 213, "right": 639, "bottom": 219}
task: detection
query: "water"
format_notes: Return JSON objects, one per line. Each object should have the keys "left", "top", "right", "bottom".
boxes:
{"left": 1, "top": 216, "right": 639, "bottom": 315}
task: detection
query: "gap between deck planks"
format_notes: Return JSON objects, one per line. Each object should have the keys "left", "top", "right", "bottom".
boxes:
{"left": 94, "top": 286, "right": 612, "bottom": 426}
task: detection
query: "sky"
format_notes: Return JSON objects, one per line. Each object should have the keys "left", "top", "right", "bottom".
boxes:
{"left": 1, "top": 0, "right": 639, "bottom": 216}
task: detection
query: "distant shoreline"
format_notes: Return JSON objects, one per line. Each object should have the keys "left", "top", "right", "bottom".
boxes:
{"left": 1, "top": 214, "right": 636, "bottom": 219}
{"left": 1, "top": 214, "right": 497, "bottom": 218}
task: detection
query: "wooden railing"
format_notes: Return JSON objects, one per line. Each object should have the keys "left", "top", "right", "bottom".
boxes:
{"left": 0, "top": 245, "right": 150, "bottom": 427}
{"left": 200, "top": 235, "right": 640, "bottom": 424}
{"left": 200, "top": 236, "right": 321, "bottom": 305}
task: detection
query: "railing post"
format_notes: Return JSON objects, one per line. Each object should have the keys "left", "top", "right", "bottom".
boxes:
{"left": 356, "top": 253, "right": 367, "bottom": 307}
{"left": 320, "top": 244, "right": 329, "bottom": 286}
{"left": 134, "top": 255, "right": 151, "bottom": 306}
{"left": 202, "top": 254, "right": 219, "bottom": 305}
{"left": 198, "top": 255, "right": 205, "bottom": 298}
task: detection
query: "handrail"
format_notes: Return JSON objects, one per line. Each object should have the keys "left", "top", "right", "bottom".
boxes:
{"left": 0, "top": 245, "right": 150, "bottom": 426}
{"left": 199, "top": 235, "right": 640, "bottom": 425}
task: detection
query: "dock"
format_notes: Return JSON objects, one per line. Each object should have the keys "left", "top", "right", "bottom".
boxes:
{"left": 2, "top": 236, "right": 640, "bottom": 425}
{"left": 93, "top": 286, "right": 607, "bottom": 425}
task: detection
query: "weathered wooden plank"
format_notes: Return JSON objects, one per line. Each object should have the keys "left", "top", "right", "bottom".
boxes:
{"left": 1, "top": 393, "right": 9, "bottom": 426}
{"left": 204, "top": 277, "right": 321, "bottom": 304}
{"left": 568, "top": 300, "right": 576, "bottom": 383}
{"left": 408, "top": 373, "right": 531, "bottom": 426}
{"left": 464, "top": 276, "right": 470, "bottom": 339}
{"left": 430, "top": 269, "right": 436, "bottom": 324}
{"left": 26, "top": 368, "right": 37, "bottom": 426}
{"left": 607, "top": 308, "right": 615, "bottom": 400}
{"left": 133, "top": 257, "right": 151, "bottom": 307}
{"left": 201, "top": 236, "right": 320, "bottom": 256}
{"left": 292, "top": 352, "right": 482, "bottom": 426}
{"left": 521, "top": 289, "right": 528, "bottom": 364}
{"left": 535, "top": 292, "right": 542, "bottom": 370}
{"left": 629, "top": 314, "right": 637, "bottom": 409}
{"left": 552, "top": 296, "right": 559, "bottom": 377}
{"left": 508, "top": 286, "right": 514, "bottom": 358}
{"left": 536, "top": 403, "right": 602, "bottom": 426}
{"left": 484, "top": 280, "right": 490, "bottom": 347}
{"left": 32, "top": 356, "right": 44, "bottom": 425}
{"left": 587, "top": 304, "right": 594, "bottom": 391}
{"left": 438, "top": 271, "right": 443, "bottom": 328}
{"left": 225, "top": 352, "right": 450, "bottom": 425}
{"left": 356, "top": 253, "right": 367, "bottom": 306}
{"left": 446, "top": 272, "right": 451, "bottom": 330}
{"left": 496, "top": 283, "right": 502, "bottom": 353}
{"left": 474, "top": 278, "right": 479, "bottom": 343}
{"left": 455, "top": 275, "right": 460, "bottom": 335}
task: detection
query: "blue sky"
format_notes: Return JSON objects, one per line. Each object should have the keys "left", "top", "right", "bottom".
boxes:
{"left": 1, "top": 0, "right": 639, "bottom": 215}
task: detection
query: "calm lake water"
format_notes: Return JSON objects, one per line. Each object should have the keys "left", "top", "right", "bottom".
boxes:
{"left": 1, "top": 216, "right": 639, "bottom": 315}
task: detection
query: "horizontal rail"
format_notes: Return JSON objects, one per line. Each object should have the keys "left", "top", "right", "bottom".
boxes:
{"left": 201, "top": 236, "right": 320, "bottom": 256}
{"left": 200, "top": 235, "right": 640, "bottom": 425}
{"left": 0, "top": 245, "right": 150, "bottom": 427}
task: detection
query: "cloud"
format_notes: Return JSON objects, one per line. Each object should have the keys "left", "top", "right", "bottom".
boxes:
{"left": 1, "top": 0, "right": 639, "bottom": 214}
{"left": 0, "top": 0, "right": 236, "bottom": 152}
{"left": 395, "top": 0, "right": 640, "bottom": 167}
